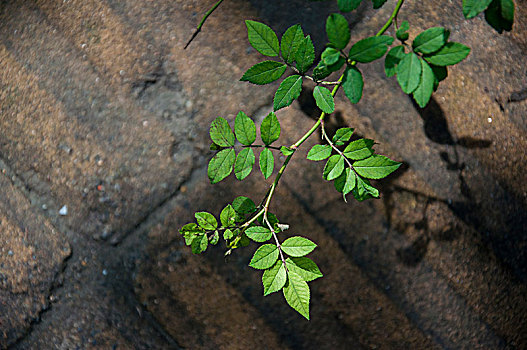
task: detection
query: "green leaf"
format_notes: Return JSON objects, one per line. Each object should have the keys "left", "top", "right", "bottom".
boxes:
{"left": 430, "top": 64, "right": 448, "bottom": 90}
{"left": 281, "top": 146, "right": 295, "bottom": 156}
{"left": 249, "top": 244, "right": 279, "bottom": 269}
{"left": 396, "top": 21, "right": 410, "bottom": 41}
{"left": 281, "top": 24, "right": 305, "bottom": 64}
{"left": 210, "top": 117, "right": 235, "bottom": 147}
{"left": 246, "top": 226, "right": 273, "bottom": 242}
{"left": 307, "top": 144, "right": 332, "bottom": 161}
{"left": 372, "top": 0, "right": 388, "bottom": 9}
{"left": 195, "top": 212, "right": 217, "bottom": 230}
{"left": 223, "top": 228, "right": 234, "bottom": 240}
{"left": 295, "top": 35, "right": 315, "bottom": 74}
{"left": 283, "top": 271, "right": 310, "bottom": 319}
{"left": 352, "top": 175, "right": 379, "bottom": 201}
{"left": 342, "top": 65, "right": 364, "bottom": 104}
{"left": 321, "top": 47, "right": 341, "bottom": 65}
{"left": 313, "top": 86, "right": 335, "bottom": 114}
{"left": 353, "top": 154, "right": 401, "bottom": 179}
{"left": 332, "top": 127, "right": 354, "bottom": 146}
{"left": 281, "top": 236, "right": 317, "bottom": 257}
{"left": 312, "top": 56, "right": 346, "bottom": 81}
{"left": 208, "top": 148, "right": 235, "bottom": 184}
{"left": 463, "top": 0, "right": 493, "bottom": 19}
{"left": 259, "top": 147, "right": 275, "bottom": 179}
{"left": 220, "top": 204, "right": 237, "bottom": 228}
{"left": 343, "top": 138, "right": 374, "bottom": 160}
{"left": 234, "top": 148, "right": 255, "bottom": 180}
{"left": 338, "top": 0, "right": 362, "bottom": 12}
{"left": 191, "top": 234, "right": 208, "bottom": 254}
{"left": 326, "top": 13, "right": 350, "bottom": 50}
{"left": 262, "top": 261, "right": 287, "bottom": 296}
{"left": 210, "top": 231, "right": 219, "bottom": 245}
{"left": 235, "top": 111, "right": 256, "bottom": 146}
{"left": 180, "top": 223, "right": 203, "bottom": 245}
{"left": 396, "top": 52, "right": 422, "bottom": 94}
{"left": 413, "top": 59, "right": 435, "bottom": 108}
{"left": 334, "top": 168, "right": 356, "bottom": 196}
{"left": 348, "top": 35, "right": 394, "bottom": 63}
{"left": 232, "top": 196, "right": 256, "bottom": 214}
{"left": 423, "top": 42, "right": 470, "bottom": 66}
{"left": 261, "top": 112, "right": 281, "bottom": 145}
{"left": 210, "top": 142, "right": 221, "bottom": 151}
{"left": 384, "top": 45, "right": 406, "bottom": 77}
{"left": 241, "top": 61, "right": 287, "bottom": 85}
{"left": 485, "top": 0, "right": 514, "bottom": 33}
{"left": 274, "top": 75, "right": 303, "bottom": 111}
{"left": 412, "top": 27, "right": 450, "bottom": 54}
{"left": 245, "top": 20, "right": 280, "bottom": 57}
{"left": 286, "top": 257, "right": 323, "bottom": 282}
{"left": 323, "top": 154, "right": 345, "bottom": 180}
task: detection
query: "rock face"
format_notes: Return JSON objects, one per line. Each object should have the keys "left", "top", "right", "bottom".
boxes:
{"left": 0, "top": 0, "right": 526, "bottom": 348}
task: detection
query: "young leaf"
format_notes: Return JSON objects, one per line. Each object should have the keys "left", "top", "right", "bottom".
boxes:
{"left": 334, "top": 168, "right": 356, "bottom": 196}
{"left": 321, "top": 47, "right": 341, "bottom": 65}
{"left": 286, "top": 257, "right": 323, "bottom": 282}
{"left": 413, "top": 59, "right": 435, "bottom": 108}
{"left": 223, "top": 228, "right": 234, "bottom": 240}
{"left": 307, "top": 144, "right": 332, "bottom": 161}
{"left": 295, "top": 35, "right": 315, "bottom": 74}
{"left": 191, "top": 234, "right": 208, "bottom": 254}
{"left": 281, "top": 146, "right": 295, "bottom": 156}
{"left": 352, "top": 175, "right": 379, "bottom": 201}
{"left": 281, "top": 24, "right": 305, "bottom": 64}
{"left": 261, "top": 112, "right": 281, "bottom": 145}
{"left": 342, "top": 65, "right": 364, "bottom": 104}
{"left": 235, "top": 111, "right": 256, "bottom": 146}
{"left": 249, "top": 244, "right": 279, "bottom": 269}
{"left": 372, "top": 0, "right": 388, "bottom": 9}
{"left": 396, "top": 52, "right": 422, "bottom": 94}
{"left": 208, "top": 148, "right": 235, "bottom": 184}
{"left": 274, "top": 75, "right": 303, "bottom": 111}
{"left": 234, "top": 148, "right": 255, "bottom": 180}
{"left": 259, "top": 147, "right": 275, "bottom": 179}
{"left": 246, "top": 226, "right": 273, "bottom": 242}
{"left": 323, "top": 154, "right": 345, "bottom": 180}
{"left": 485, "top": 0, "right": 514, "bottom": 33}
{"left": 313, "top": 86, "right": 335, "bottom": 114}
{"left": 412, "top": 27, "right": 450, "bottom": 54}
{"left": 245, "top": 20, "right": 280, "bottom": 57}
{"left": 353, "top": 154, "right": 401, "bottom": 179}
{"left": 338, "top": 0, "right": 362, "bottom": 12}
{"left": 220, "top": 204, "right": 237, "bottom": 227}
{"left": 195, "top": 212, "right": 218, "bottom": 230}
{"left": 232, "top": 196, "right": 256, "bottom": 214}
{"left": 313, "top": 56, "right": 346, "bottom": 81}
{"left": 262, "top": 261, "right": 287, "bottom": 296}
{"left": 343, "top": 138, "right": 374, "bottom": 160}
{"left": 348, "top": 35, "right": 394, "bottom": 63}
{"left": 241, "top": 61, "right": 287, "bottom": 85}
{"left": 210, "top": 231, "right": 220, "bottom": 245}
{"left": 385, "top": 45, "right": 406, "bottom": 77}
{"left": 423, "top": 42, "right": 470, "bottom": 66}
{"left": 396, "top": 21, "right": 410, "bottom": 41}
{"left": 332, "top": 128, "right": 354, "bottom": 146}
{"left": 210, "top": 117, "right": 235, "bottom": 147}
{"left": 326, "top": 13, "right": 350, "bottom": 50}
{"left": 283, "top": 271, "right": 310, "bottom": 319}
{"left": 281, "top": 236, "right": 317, "bottom": 257}
{"left": 463, "top": 0, "right": 493, "bottom": 19}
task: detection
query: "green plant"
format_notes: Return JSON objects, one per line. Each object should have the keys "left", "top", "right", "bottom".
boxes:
{"left": 180, "top": 0, "right": 515, "bottom": 319}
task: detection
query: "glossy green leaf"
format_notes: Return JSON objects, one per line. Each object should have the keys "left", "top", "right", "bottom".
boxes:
{"left": 241, "top": 61, "right": 287, "bottom": 85}
{"left": 313, "top": 86, "right": 335, "bottom": 114}
{"left": 396, "top": 21, "right": 410, "bottom": 41}
{"left": 352, "top": 175, "right": 379, "bottom": 201}
{"left": 485, "top": 0, "right": 514, "bottom": 33}
{"left": 208, "top": 148, "right": 235, "bottom": 184}
{"left": 210, "top": 117, "right": 235, "bottom": 147}
{"left": 353, "top": 154, "right": 401, "bottom": 179}
{"left": 424, "top": 42, "right": 470, "bottom": 66}
{"left": 295, "top": 35, "right": 315, "bottom": 73}
{"left": 235, "top": 111, "right": 256, "bottom": 146}
{"left": 223, "top": 228, "right": 234, "bottom": 240}
{"left": 334, "top": 168, "right": 356, "bottom": 196}
{"left": 210, "top": 231, "right": 219, "bottom": 245}
{"left": 281, "top": 236, "right": 317, "bottom": 257}
{"left": 180, "top": 223, "right": 203, "bottom": 245}
{"left": 430, "top": 64, "right": 448, "bottom": 90}
{"left": 412, "top": 27, "right": 450, "bottom": 54}
{"left": 281, "top": 146, "right": 295, "bottom": 156}
{"left": 348, "top": 35, "right": 394, "bottom": 63}
{"left": 343, "top": 138, "right": 374, "bottom": 160}
{"left": 307, "top": 144, "right": 332, "bottom": 161}
{"left": 246, "top": 20, "right": 279, "bottom": 57}
{"left": 261, "top": 112, "right": 281, "bottom": 145}
{"left": 396, "top": 52, "right": 422, "bottom": 94}
{"left": 313, "top": 56, "right": 346, "bottom": 81}
{"left": 246, "top": 226, "right": 273, "bottom": 242}
{"left": 232, "top": 196, "right": 256, "bottom": 214}
{"left": 326, "top": 13, "right": 350, "bottom": 50}
{"left": 234, "top": 148, "right": 255, "bottom": 180}
{"left": 342, "top": 65, "right": 364, "bottom": 104}
{"left": 385, "top": 45, "right": 406, "bottom": 77}
{"left": 338, "top": 0, "right": 362, "bottom": 12}
{"left": 321, "top": 47, "right": 341, "bottom": 65}
{"left": 220, "top": 204, "right": 237, "bottom": 228}
{"left": 323, "top": 154, "right": 345, "bottom": 180}
{"left": 283, "top": 271, "right": 310, "bottom": 319}
{"left": 259, "top": 147, "right": 274, "bottom": 179}
{"left": 332, "top": 127, "right": 354, "bottom": 146}
{"left": 274, "top": 75, "right": 303, "bottom": 111}
{"left": 463, "top": 0, "right": 493, "bottom": 18}
{"left": 262, "top": 261, "right": 287, "bottom": 296}
{"left": 413, "top": 58, "right": 435, "bottom": 108}
{"left": 281, "top": 24, "right": 305, "bottom": 64}
{"left": 191, "top": 234, "right": 208, "bottom": 254}
{"left": 195, "top": 212, "right": 217, "bottom": 230}
{"left": 249, "top": 244, "right": 279, "bottom": 270}
{"left": 286, "top": 257, "right": 323, "bottom": 282}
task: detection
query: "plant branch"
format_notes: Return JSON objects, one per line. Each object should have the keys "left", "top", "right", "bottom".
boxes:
{"left": 184, "top": 0, "right": 225, "bottom": 49}
{"left": 321, "top": 120, "right": 354, "bottom": 170}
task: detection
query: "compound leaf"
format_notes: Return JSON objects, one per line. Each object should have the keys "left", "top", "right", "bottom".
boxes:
{"left": 281, "top": 236, "right": 317, "bottom": 257}
{"left": 241, "top": 61, "right": 287, "bottom": 85}
{"left": 353, "top": 154, "right": 401, "bottom": 179}
{"left": 423, "top": 42, "right": 470, "bottom": 66}
{"left": 249, "top": 244, "right": 279, "bottom": 269}
{"left": 259, "top": 147, "right": 275, "bottom": 179}
{"left": 283, "top": 271, "right": 310, "bottom": 319}
{"left": 261, "top": 112, "right": 281, "bottom": 145}
{"left": 281, "top": 24, "right": 305, "bottom": 64}
{"left": 307, "top": 144, "right": 332, "bottom": 161}
{"left": 235, "top": 111, "right": 256, "bottom": 146}
{"left": 413, "top": 58, "right": 435, "bottom": 108}
{"left": 313, "top": 86, "right": 335, "bottom": 114}
{"left": 396, "top": 52, "right": 422, "bottom": 94}
{"left": 234, "top": 148, "right": 255, "bottom": 180}
{"left": 343, "top": 138, "right": 374, "bottom": 160}
{"left": 208, "top": 148, "right": 235, "bottom": 184}
{"left": 286, "top": 257, "right": 323, "bottom": 282}
{"left": 274, "top": 75, "right": 303, "bottom": 111}
{"left": 263, "top": 261, "right": 287, "bottom": 296}
{"left": 210, "top": 117, "right": 235, "bottom": 147}
{"left": 326, "top": 13, "right": 350, "bottom": 50}
{"left": 412, "top": 27, "right": 450, "bottom": 54}
{"left": 348, "top": 35, "right": 394, "bottom": 63}
{"left": 342, "top": 65, "right": 364, "bottom": 104}
{"left": 246, "top": 20, "right": 280, "bottom": 56}
{"left": 295, "top": 35, "right": 315, "bottom": 73}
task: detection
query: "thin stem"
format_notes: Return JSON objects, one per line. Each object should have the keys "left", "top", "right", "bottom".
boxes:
{"left": 321, "top": 120, "right": 354, "bottom": 170}
{"left": 242, "top": 144, "right": 282, "bottom": 151}
{"left": 184, "top": 0, "right": 225, "bottom": 49}
{"left": 376, "top": 0, "right": 405, "bottom": 37}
